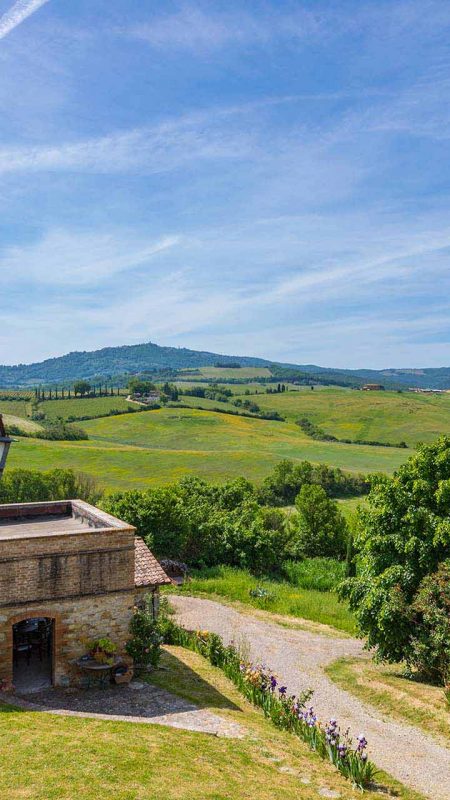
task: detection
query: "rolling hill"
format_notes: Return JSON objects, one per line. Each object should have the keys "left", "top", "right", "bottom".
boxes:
{"left": 1, "top": 340, "right": 450, "bottom": 389}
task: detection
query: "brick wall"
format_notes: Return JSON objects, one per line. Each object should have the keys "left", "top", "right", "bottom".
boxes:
{"left": 0, "top": 529, "right": 135, "bottom": 607}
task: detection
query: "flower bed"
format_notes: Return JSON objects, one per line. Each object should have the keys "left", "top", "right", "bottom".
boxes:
{"left": 163, "top": 622, "right": 377, "bottom": 790}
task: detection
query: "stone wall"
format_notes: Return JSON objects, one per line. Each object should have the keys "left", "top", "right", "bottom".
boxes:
{"left": 0, "top": 590, "right": 135, "bottom": 686}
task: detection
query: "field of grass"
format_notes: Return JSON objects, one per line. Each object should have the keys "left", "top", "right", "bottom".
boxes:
{"left": 6, "top": 406, "right": 410, "bottom": 491}
{"left": 176, "top": 566, "right": 357, "bottom": 634}
{"left": 0, "top": 645, "right": 422, "bottom": 800}
{"left": 0, "top": 399, "right": 32, "bottom": 418}
{"left": 40, "top": 395, "right": 134, "bottom": 420}
{"left": 82, "top": 408, "right": 409, "bottom": 469}
{"left": 2, "top": 414, "right": 42, "bottom": 433}
{"left": 337, "top": 495, "right": 367, "bottom": 518}
{"left": 326, "top": 657, "right": 450, "bottom": 746}
{"left": 236, "top": 386, "right": 450, "bottom": 446}
{"left": 195, "top": 366, "right": 272, "bottom": 379}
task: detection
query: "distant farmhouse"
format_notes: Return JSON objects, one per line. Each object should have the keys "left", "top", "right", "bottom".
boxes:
{"left": 362, "top": 384, "right": 385, "bottom": 391}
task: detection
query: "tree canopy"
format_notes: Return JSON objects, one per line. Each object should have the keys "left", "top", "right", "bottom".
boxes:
{"left": 341, "top": 436, "right": 450, "bottom": 683}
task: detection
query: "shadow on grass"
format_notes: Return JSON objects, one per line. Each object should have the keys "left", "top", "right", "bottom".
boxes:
{"left": 146, "top": 648, "right": 241, "bottom": 713}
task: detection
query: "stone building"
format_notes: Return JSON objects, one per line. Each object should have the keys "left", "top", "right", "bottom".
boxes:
{"left": 0, "top": 499, "right": 170, "bottom": 690}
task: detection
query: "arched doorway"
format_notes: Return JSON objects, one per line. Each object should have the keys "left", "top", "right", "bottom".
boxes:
{"left": 12, "top": 617, "right": 54, "bottom": 693}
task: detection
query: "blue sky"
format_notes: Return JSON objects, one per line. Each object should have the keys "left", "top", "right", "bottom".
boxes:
{"left": 1, "top": 0, "right": 450, "bottom": 368}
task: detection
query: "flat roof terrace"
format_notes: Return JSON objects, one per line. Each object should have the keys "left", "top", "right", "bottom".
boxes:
{"left": 0, "top": 500, "right": 133, "bottom": 541}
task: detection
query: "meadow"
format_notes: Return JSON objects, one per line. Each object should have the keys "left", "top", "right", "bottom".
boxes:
{"left": 39, "top": 395, "right": 133, "bottom": 420}
{"left": 0, "top": 399, "right": 32, "bottom": 418}
{"left": 193, "top": 366, "right": 272, "bottom": 379}
{"left": 5, "top": 406, "right": 410, "bottom": 491}
{"left": 238, "top": 386, "right": 450, "bottom": 446}
{"left": 175, "top": 566, "right": 357, "bottom": 634}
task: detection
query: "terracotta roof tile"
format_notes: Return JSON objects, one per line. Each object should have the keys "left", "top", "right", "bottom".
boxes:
{"left": 134, "top": 537, "right": 172, "bottom": 587}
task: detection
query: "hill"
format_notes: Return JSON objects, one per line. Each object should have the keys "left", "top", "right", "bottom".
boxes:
{"left": 1, "top": 339, "right": 450, "bottom": 389}
{"left": 0, "top": 342, "right": 289, "bottom": 386}
{"left": 5, "top": 406, "right": 409, "bottom": 491}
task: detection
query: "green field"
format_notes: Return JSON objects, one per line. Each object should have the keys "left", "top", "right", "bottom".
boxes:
{"left": 40, "top": 395, "right": 134, "bottom": 420}
{"left": 237, "top": 387, "right": 450, "bottom": 446}
{"left": 0, "top": 399, "right": 32, "bottom": 418}
{"left": 194, "top": 366, "right": 272, "bottom": 379}
{"left": 176, "top": 566, "right": 357, "bottom": 633}
{"left": 2, "top": 414, "right": 42, "bottom": 433}
{"left": 6, "top": 406, "right": 410, "bottom": 491}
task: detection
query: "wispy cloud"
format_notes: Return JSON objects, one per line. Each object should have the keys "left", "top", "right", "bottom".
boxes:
{"left": 0, "top": 0, "right": 50, "bottom": 40}
{"left": 126, "top": 5, "right": 320, "bottom": 52}
{"left": 0, "top": 107, "right": 258, "bottom": 175}
{"left": 0, "top": 229, "right": 180, "bottom": 286}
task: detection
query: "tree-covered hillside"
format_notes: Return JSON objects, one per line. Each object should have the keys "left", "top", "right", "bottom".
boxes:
{"left": 1, "top": 339, "right": 450, "bottom": 389}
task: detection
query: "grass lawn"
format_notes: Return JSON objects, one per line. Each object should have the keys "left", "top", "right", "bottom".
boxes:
{"left": 326, "top": 657, "right": 450, "bottom": 746}
{"left": 0, "top": 645, "right": 425, "bottom": 800}
{"left": 175, "top": 566, "right": 357, "bottom": 635}
{"left": 237, "top": 386, "right": 450, "bottom": 446}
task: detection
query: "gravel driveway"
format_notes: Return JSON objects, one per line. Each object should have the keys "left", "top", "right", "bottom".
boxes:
{"left": 171, "top": 595, "right": 450, "bottom": 800}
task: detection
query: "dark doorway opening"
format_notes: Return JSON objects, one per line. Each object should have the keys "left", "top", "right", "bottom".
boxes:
{"left": 13, "top": 617, "right": 53, "bottom": 693}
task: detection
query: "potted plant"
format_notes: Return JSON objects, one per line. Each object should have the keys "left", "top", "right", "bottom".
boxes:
{"left": 86, "top": 637, "right": 117, "bottom": 666}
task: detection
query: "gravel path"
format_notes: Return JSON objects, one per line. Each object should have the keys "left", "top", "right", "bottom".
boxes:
{"left": 171, "top": 595, "right": 450, "bottom": 800}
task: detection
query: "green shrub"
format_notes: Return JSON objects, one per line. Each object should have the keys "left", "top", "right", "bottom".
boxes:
{"left": 126, "top": 597, "right": 163, "bottom": 669}
{"left": 102, "top": 477, "right": 290, "bottom": 571}
{"left": 36, "top": 421, "right": 88, "bottom": 440}
{"left": 283, "top": 558, "right": 346, "bottom": 591}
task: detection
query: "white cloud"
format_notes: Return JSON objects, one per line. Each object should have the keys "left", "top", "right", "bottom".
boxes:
{"left": 0, "top": 108, "right": 257, "bottom": 175}
{"left": 0, "top": 0, "right": 50, "bottom": 40}
{"left": 126, "top": 5, "right": 319, "bottom": 52}
{"left": 0, "top": 229, "right": 179, "bottom": 286}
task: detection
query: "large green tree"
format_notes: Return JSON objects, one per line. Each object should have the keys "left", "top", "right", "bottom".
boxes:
{"left": 292, "top": 484, "right": 347, "bottom": 559}
{"left": 73, "top": 380, "right": 91, "bottom": 396}
{"left": 341, "top": 437, "right": 450, "bottom": 682}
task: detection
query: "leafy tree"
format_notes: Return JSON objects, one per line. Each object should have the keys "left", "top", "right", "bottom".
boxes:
{"left": 340, "top": 437, "right": 450, "bottom": 682}
{"left": 74, "top": 380, "right": 91, "bottom": 396}
{"left": 258, "top": 459, "right": 369, "bottom": 505}
{"left": 102, "top": 476, "right": 290, "bottom": 571}
{"left": 128, "top": 378, "right": 156, "bottom": 395}
{"left": 292, "top": 484, "right": 347, "bottom": 559}
{"left": 410, "top": 563, "right": 450, "bottom": 685}
{"left": 162, "top": 382, "right": 179, "bottom": 401}
{"left": 102, "top": 486, "right": 189, "bottom": 557}
{"left": 0, "top": 468, "right": 100, "bottom": 504}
